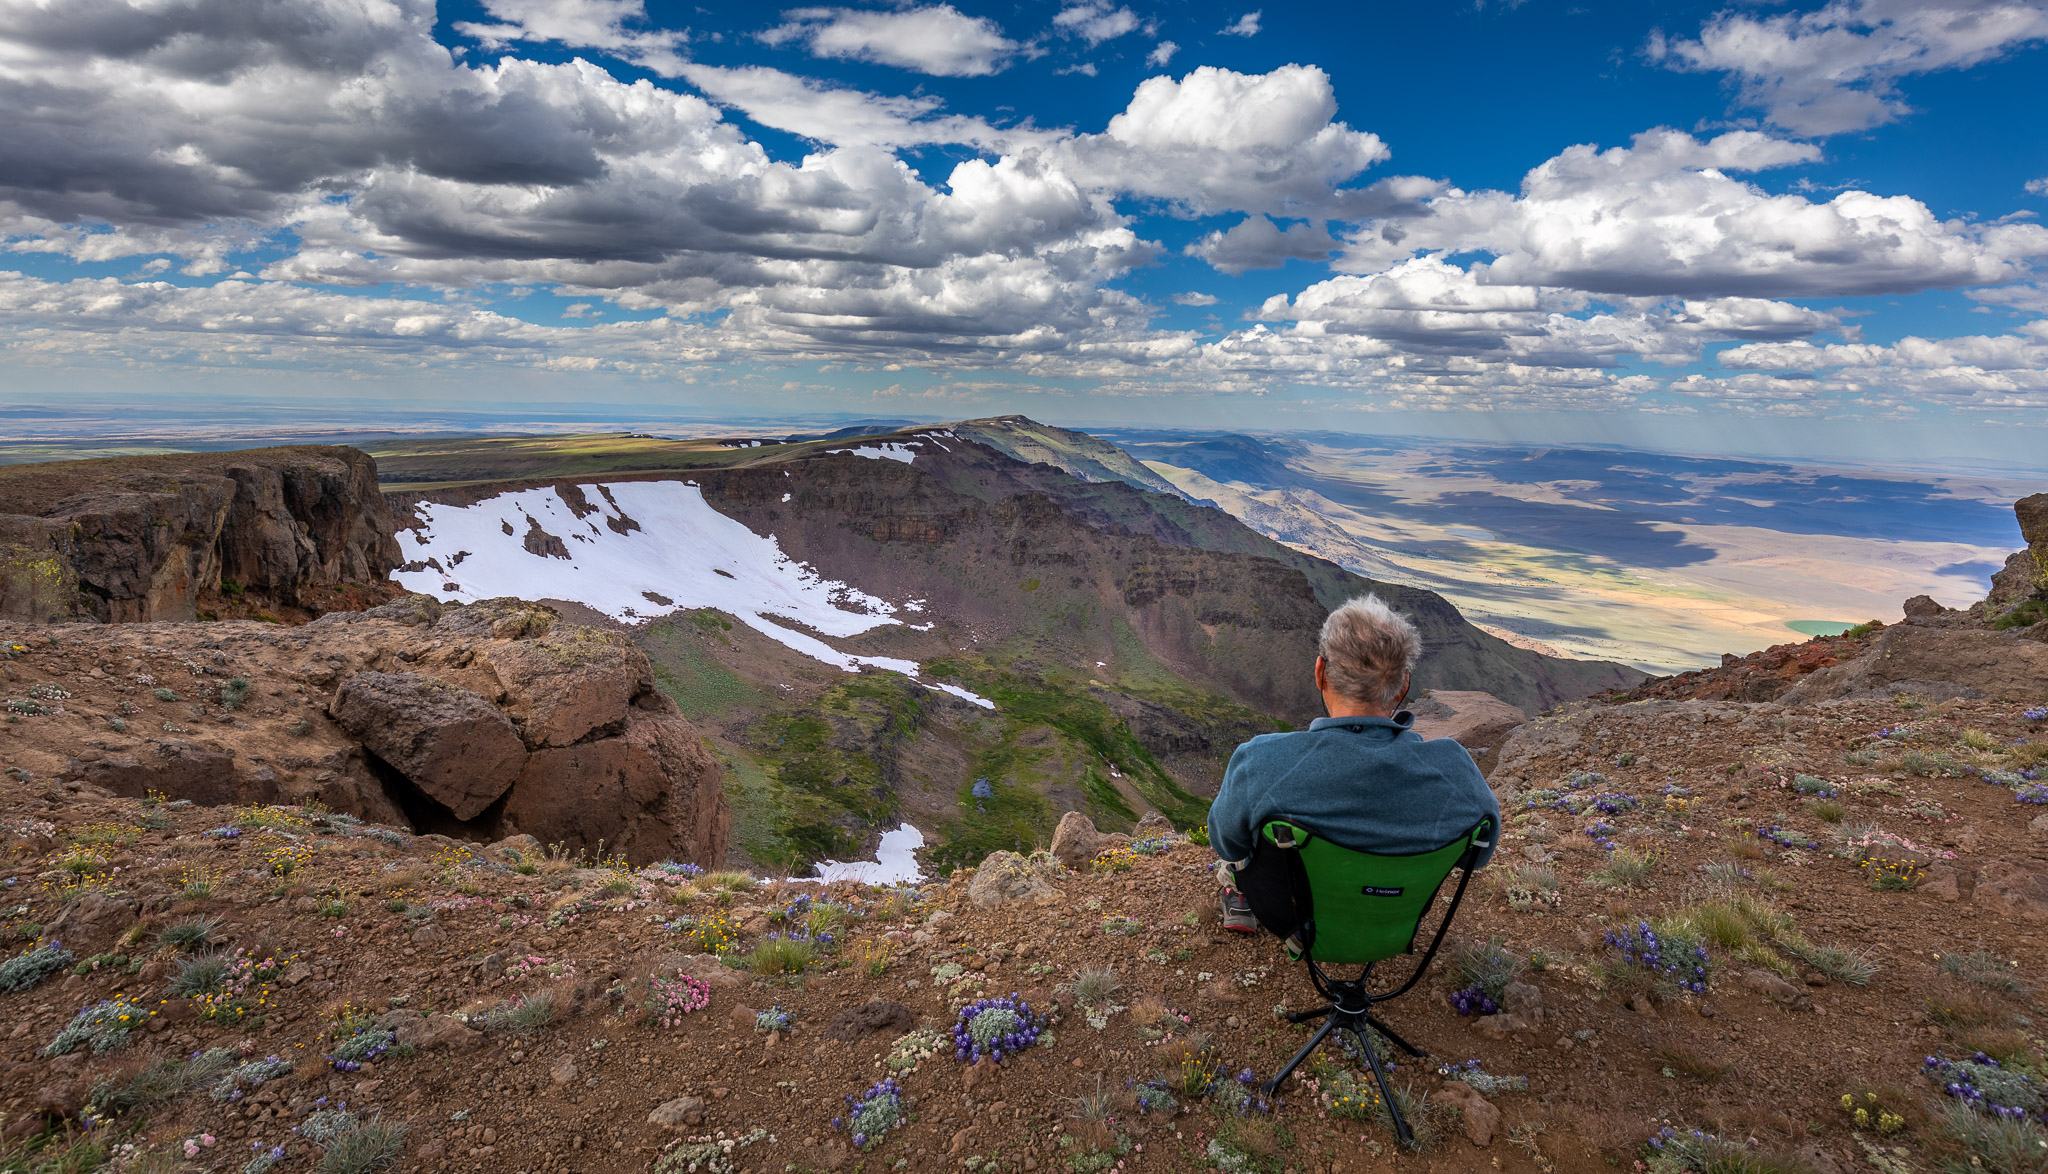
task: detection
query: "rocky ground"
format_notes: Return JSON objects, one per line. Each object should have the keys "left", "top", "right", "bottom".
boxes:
{"left": 0, "top": 597, "right": 727, "bottom": 869}
{"left": 0, "top": 647, "right": 2043, "bottom": 1173}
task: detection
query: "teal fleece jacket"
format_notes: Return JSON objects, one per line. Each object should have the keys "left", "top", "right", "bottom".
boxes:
{"left": 1206, "top": 714, "right": 1500, "bottom": 868}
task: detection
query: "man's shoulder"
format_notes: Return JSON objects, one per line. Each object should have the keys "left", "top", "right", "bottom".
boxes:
{"left": 1232, "top": 727, "right": 1314, "bottom": 759}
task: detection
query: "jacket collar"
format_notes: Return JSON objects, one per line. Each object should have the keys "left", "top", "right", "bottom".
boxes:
{"left": 1308, "top": 711, "right": 1414, "bottom": 733}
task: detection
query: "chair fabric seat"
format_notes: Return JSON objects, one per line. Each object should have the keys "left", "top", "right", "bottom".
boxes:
{"left": 1234, "top": 818, "right": 1487, "bottom": 966}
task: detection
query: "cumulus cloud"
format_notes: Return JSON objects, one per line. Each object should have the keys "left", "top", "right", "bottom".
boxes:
{"left": 762, "top": 5, "right": 1020, "bottom": 76}
{"left": 1253, "top": 256, "right": 1840, "bottom": 368}
{"left": 1337, "top": 129, "right": 2048, "bottom": 298}
{"left": 1053, "top": 2, "right": 1140, "bottom": 45}
{"left": 677, "top": 64, "right": 1055, "bottom": 151}
{"left": 1651, "top": 0, "right": 2048, "bottom": 135}
{"left": 1220, "top": 11, "right": 1262, "bottom": 36}
{"left": 1699, "top": 320, "right": 2048, "bottom": 409}
{"left": 454, "top": 0, "right": 687, "bottom": 76}
{"left": 1969, "top": 283, "right": 2048, "bottom": 315}
{"left": 1184, "top": 216, "right": 1337, "bottom": 273}
{"left": 2028, "top": 177, "right": 2048, "bottom": 196}
{"left": 1059, "top": 66, "right": 1420, "bottom": 218}
{"left": 0, "top": 1, "right": 2040, "bottom": 423}
{"left": 1146, "top": 40, "right": 1178, "bottom": 66}
{"left": 0, "top": 0, "right": 1166, "bottom": 362}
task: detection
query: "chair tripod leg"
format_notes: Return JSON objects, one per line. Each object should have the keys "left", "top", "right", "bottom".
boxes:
{"left": 1285, "top": 1004, "right": 1333, "bottom": 1024}
{"left": 1354, "top": 1026, "right": 1415, "bottom": 1148}
{"left": 1364, "top": 1014, "right": 1426, "bottom": 1058}
{"left": 1260, "top": 1019, "right": 1335, "bottom": 1097}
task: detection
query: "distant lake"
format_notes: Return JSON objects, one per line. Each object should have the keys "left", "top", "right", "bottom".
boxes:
{"left": 1785, "top": 620, "right": 1857, "bottom": 637}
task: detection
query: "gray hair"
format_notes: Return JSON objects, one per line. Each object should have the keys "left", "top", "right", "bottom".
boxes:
{"left": 1318, "top": 594, "right": 1422, "bottom": 709}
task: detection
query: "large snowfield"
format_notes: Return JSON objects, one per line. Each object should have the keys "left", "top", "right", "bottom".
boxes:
{"left": 392, "top": 480, "right": 992, "bottom": 706}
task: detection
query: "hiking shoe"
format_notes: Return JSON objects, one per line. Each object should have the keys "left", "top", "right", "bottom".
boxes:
{"left": 1219, "top": 889, "right": 1259, "bottom": 934}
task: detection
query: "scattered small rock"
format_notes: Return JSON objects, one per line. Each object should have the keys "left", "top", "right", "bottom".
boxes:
{"left": 1435, "top": 1080, "right": 1499, "bottom": 1146}
{"left": 647, "top": 1096, "right": 705, "bottom": 1130}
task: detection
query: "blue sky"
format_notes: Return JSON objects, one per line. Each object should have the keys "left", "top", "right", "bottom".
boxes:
{"left": 2, "top": 0, "right": 2046, "bottom": 464}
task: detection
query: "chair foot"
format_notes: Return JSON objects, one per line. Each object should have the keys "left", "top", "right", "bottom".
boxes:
{"left": 1286, "top": 1004, "right": 1333, "bottom": 1024}
{"left": 1261, "top": 1020, "right": 1335, "bottom": 1097}
{"left": 1356, "top": 1021, "right": 1415, "bottom": 1148}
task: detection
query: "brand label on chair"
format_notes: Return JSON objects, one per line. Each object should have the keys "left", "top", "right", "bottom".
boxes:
{"left": 1359, "top": 885, "right": 1405, "bottom": 897}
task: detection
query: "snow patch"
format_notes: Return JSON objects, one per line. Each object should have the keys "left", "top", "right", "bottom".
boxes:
{"left": 927, "top": 682, "right": 996, "bottom": 710}
{"left": 394, "top": 481, "right": 901, "bottom": 671}
{"left": 829, "top": 443, "right": 917, "bottom": 464}
{"left": 810, "top": 823, "right": 924, "bottom": 884}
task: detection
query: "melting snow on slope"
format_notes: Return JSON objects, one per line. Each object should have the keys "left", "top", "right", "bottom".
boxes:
{"left": 828, "top": 443, "right": 918, "bottom": 464}
{"left": 396, "top": 481, "right": 902, "bottom": 664}
{"left": 393, "top": 481, "right": 998, "bottom": 708}
{"left": 807, "top": 823, "right": 925, "bottom": 884}
{"left": 927, "top": 683, "right": 995, "bottom": 709}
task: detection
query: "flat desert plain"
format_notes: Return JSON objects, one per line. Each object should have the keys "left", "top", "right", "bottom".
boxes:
{"left": 1113, "top": 430, "right": 2032, "bottom": 672}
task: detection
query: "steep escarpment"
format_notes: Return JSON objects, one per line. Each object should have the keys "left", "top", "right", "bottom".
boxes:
{"left": 0, "top": 446, "right": 400, "bottom": 624}
{"left": 0, "top": 597, "right": 727, "bottom": 865}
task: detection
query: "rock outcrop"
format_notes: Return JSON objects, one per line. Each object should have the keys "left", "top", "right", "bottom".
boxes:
{"left": 1777, "top": 622, "right": 2048, "bottom": 705}
{"left": 0, "top": 596, "right": 727, "bottom": 865}
{"left": 1985, "top": 491, "right": 2048, "bottom": 610}
{"left": 0, "top": 446, "right": 400, "bottom": 623}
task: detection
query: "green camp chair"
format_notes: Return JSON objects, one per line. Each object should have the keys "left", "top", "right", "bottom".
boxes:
{"left": 1234, "top": 814, "right": 1494, "bottom": 1144}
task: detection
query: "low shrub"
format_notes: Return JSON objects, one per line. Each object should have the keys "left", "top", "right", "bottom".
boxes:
{"left": 0, "top": 939, "right": 74, "bottom": 992}
{"left": 44, "top": 999, "right": 149, "bottom": 1056}
{"left": 951, "top": 994, "right": 1040, "bottom": 1063}
{"left": 835, "top": 1078, "right": 908, "bottom": 1149}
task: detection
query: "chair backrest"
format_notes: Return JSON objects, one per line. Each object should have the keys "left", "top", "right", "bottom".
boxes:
{"left": 1238, "top": 817, "right": 1493, "bottom": 966}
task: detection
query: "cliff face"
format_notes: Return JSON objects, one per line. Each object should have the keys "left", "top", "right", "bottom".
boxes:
{"left": 0, "top": 446, "right": 400, "bottom": 623}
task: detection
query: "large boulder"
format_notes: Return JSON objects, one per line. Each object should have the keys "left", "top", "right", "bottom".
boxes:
{"left": 1050, "top": 811, "right": 1115, "bottom": 870}
{"left": 476, "top": 625, "right": 656, "bottom": 748}
{"left": 967, "top": 850, "right": 1064, "bottom": 908}
{"left": 501, "top": 707, "right": 727, "bottom": 863}
{"left": 329, "top": 671, "right": 529, "bottom": 820}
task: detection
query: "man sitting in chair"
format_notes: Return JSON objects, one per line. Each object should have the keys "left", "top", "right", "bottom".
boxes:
{"left": 1209, "top": 593, "right": 1500, "bottom": 933}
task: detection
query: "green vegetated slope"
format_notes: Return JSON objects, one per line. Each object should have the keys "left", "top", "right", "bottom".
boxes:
{"left": 382, "top": 420, "right": 1643, "bottom": 874}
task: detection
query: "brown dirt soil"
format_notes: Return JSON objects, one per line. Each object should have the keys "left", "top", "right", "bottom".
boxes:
{"left": 1, "top": 679, "right": 2045, "bottom": 1172}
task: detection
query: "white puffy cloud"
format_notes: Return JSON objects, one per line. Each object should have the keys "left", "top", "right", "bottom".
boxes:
{"left": 0, "top": 0, "right": 1161, "bottom": 361}
{"left": 677, "top": 64, "right": 1054, "bottom": 151}
{"left": 1059, "top": 66, "right": 1417, "bottom": 218}
{"left": 1969, "top": 283, "right": 2048, "bottom": 315}
{"left": 2027, "top": 177, "right": 2048, "bottom": 196}
{"left": 1146, "top": 40, "right": 1178, "bottom": 66}
{"left": 1053, "top": 2, "right": 1140, "bottom": 45}
{"left": 1338, "top": 129, "right": 2048, "bottom": 298}
{"left": 453, "top": 0, "right": 687, "bottom": 76}
{"left": 1184, "top": 216, "right": 1337, "bottom": 273}
{"left": 1220, "top": 11, "right": 1262, "bottom": 37}
{"left": 0, "top": 2, "right": 2040, "bottom": 424}
{"left": 1253, "top": 255, "right": 1840, "bottom": 368}
{"left": 1650, "top": 0, "right": 2048, "bottom": 135}
{"left": 761, "top": 5, "right": 1019, "bottom": 77}
{"left": 1696, "top": 320, "right": 2048, "bottom": 410}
